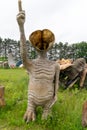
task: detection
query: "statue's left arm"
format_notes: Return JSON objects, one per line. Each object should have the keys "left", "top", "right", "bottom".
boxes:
{"left": 54, "top": 63, "right": 60, "bottom": 100}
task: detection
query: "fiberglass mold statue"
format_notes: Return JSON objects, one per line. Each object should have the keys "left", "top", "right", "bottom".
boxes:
{"left": 16, "top": 0, "right": 60, "bottom": 123}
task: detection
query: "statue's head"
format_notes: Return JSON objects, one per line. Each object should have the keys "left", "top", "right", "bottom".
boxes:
{"left": 29, "top": 29, "right": 55, "bottom": 52}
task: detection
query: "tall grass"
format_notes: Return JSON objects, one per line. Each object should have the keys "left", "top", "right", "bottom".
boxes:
{"left": 0, "top": 68, "right": 87, "bottom": 130}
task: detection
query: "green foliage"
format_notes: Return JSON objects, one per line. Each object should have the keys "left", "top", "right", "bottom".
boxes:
{"left": 0, "top": 69, "right": 87, "bottom": 130}
{"left": 0, "top": 37, "right": 87, "bottom": 61}
{"left": 0, "top": 57, "right": 7, "bottom": 61}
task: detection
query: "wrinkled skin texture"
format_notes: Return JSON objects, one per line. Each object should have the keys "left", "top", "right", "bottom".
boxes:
{"left": 16, "top": 3, "right": 60, "bottom": 123}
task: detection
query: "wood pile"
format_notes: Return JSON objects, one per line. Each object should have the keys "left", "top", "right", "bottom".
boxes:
{"left": 56, "top": 58, "right": 72, "bottom": 65}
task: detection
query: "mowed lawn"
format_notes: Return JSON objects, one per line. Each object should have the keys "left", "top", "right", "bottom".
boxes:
{"left": 0, "top": 68, "right": 87, "bottom": 130}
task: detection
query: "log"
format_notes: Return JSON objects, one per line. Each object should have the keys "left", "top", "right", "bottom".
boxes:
{"left": 0, "top": 86, "right": 5, "bottom": 106}
{"left": 82, "top": 101, "right": 87, "bottom": 127}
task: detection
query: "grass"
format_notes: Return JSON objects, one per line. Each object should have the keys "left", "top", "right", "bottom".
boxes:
{"left": 0, "top": 68, "right": 87, "bottom": 130}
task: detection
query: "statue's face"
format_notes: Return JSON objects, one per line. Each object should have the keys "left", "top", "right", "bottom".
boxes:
{"left": 29, "top": 29, "right": 55, "bottom": 52}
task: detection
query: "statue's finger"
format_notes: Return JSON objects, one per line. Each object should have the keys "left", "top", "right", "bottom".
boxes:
{"left": 18, "top": 0, "right": 22, "bottom": 12}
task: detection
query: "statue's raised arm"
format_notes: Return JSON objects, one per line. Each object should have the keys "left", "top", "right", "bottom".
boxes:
{"left": 16, "top": 0, "right": 32, "bottom": 70}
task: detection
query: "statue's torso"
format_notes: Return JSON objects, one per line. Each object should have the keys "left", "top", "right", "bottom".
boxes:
{"left": 27, "top": 59, "right": 56, "bottom": 97}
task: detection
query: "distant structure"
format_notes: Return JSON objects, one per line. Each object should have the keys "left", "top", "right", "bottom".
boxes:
{"left": 8, "top": 49, "right": 16, "bottom": 68}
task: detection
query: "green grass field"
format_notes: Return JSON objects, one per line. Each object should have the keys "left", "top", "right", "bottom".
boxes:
{"left": 0, "top": 68, "right": 87, "bottom": 130}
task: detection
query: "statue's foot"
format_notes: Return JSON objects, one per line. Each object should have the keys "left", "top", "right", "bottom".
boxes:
{"left": 24, "top": 109, "right": 36, "bottom": 123}
{"left": 42, "top": 109, "right": 49, "bottom": 120}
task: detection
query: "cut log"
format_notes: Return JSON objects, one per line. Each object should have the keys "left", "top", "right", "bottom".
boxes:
{"left": 0, "top": 86, "right": 5, "bottom": 106}
{"left": 82, "top": 101, "right": 87, "bottom": 127}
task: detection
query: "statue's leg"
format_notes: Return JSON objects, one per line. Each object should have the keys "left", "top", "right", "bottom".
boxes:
{"left": 42, "top": 99, "right": 52, "bottom": 120}
{"left": 24, "top": 100, "right": 36, "bottom": 123}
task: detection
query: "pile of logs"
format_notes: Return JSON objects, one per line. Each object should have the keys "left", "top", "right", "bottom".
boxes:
{"left": 56, "top": 58, "right": 72, "bottom": 65}
{"left": 57, "top": 58, "right": 87, "bottom": 89}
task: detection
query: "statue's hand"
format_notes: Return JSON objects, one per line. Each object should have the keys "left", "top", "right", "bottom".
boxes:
{"left": 16, "top": 11, "right": 25, "bottom": 27}
{"left": 24, "top": 109, "right": 36, "bottom": 123}
{"left": 49, "top": 95, "right": 58, "bottom": 108}
{"left": 53, "top": 94, "right": 57, "bottom": 102}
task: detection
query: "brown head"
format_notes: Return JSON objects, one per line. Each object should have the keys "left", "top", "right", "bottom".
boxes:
{"left": 29, "top": 29, "right": 55, "bottom": 52}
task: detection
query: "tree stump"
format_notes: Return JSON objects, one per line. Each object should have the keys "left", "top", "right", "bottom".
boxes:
{"left": 82, "top": 101, "right": 87, "bottom": 127}
{"left": 0, "top": 86, "right": 5, "bottom": 106}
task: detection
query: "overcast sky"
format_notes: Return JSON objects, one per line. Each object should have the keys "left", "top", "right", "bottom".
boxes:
{"left": 0, "top": 0, "right": 87, "bottom": 44}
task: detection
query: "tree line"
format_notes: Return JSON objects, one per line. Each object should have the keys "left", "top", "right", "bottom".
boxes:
{"left": 0, "top": 37, "right": 87, "bottom": 62}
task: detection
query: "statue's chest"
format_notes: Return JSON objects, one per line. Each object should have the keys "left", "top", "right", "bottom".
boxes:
{"left": 31, "top": 60, "right": 55, "bottom": 80}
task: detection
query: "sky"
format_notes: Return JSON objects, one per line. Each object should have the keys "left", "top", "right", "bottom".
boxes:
{"left": 0, "top": 0, "right": 87, "bottom": 44}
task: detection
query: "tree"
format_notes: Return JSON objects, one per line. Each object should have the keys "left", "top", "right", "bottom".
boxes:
{"left": 72, "top": 41, "right": 87, "bottom": 61}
